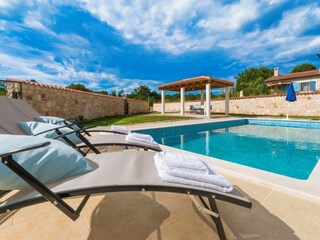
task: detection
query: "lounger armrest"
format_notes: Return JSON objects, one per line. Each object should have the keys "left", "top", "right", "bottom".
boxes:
{"left": 0, "top": 142, "right": 50, "bottom": 158}
{"left": 52, "top": 126, "right": 100, "bottom": 155}
{"left": 33, "top": 123, "right": 78, "bottom": 136}
{"left": 54, "top": 119, "right": 94, "bottom": 135}
{"left": 55, "top": 117, "right": 79, "bottom": 124}
{"left": 52, "top": 126, "right": 96, "bottom": 139}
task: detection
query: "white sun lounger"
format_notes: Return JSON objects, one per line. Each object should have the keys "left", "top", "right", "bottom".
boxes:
{"left": 0, "top": 96, "right": 161, "bottom": 152}
{"left": 7, "top": 97, "right": 129, "bottom": 135}
{"left": 0, "top": 143, "right": 251, "bottom": 240}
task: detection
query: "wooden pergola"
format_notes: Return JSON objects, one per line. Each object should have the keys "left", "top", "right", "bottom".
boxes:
{"left": 158, "top": 76, "right": 234, "bottom": 117}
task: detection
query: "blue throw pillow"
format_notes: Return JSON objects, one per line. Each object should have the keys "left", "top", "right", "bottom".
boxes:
{"left": 34, "top": 116, "right": 80, "bottom": 131}
{"left": 18, "top": 121, "right": 83, "bottom": 145}
{"left": 0, "top": 135, "right": 94, "bottom": 190}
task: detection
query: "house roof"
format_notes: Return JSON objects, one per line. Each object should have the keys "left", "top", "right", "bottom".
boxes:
{"left": 265, "top": 70, "right": 320, "bottom": 82}
{"left": 158, "top": 76, "right": 234, "bottom": 92}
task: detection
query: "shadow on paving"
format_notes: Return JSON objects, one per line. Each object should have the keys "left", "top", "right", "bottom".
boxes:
{"left": 87, "top": 190, "right": 299, "bottom": 240}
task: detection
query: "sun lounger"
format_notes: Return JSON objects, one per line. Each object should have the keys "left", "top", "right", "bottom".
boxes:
{"left": 0, "top": 96, "right": 161, "bottom": 153}
{"left": 0, "top": 141, "right": 252, "bottom": 240}
{"left": 6, "top": 97, "right": 128, "bottom": 135}
{"left": 190, "top": 104, "right": 204, "bottom": 114}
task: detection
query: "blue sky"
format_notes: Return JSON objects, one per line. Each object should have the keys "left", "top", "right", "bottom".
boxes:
{"left": 0, "top": 0, "right": 319, "bottom": 93}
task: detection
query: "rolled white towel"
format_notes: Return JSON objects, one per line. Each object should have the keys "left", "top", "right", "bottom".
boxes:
{"left": 126, "top": 133, "right": 159, "bottom": 148}
{"left": 166, "top": 168, "right": 232, "bottom": 188}
{"left": 155, "top": 152, "right": 209, "bottom": 174}
{"left": 111, "top": 125, "right": 131, "bottom": 134}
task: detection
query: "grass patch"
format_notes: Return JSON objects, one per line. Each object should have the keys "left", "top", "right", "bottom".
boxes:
{"left": 83, "top": 113, "right": 195, "bottom": 126}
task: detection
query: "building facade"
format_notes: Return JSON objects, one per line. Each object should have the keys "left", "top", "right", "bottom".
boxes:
{"left": 265, "top": 68, "right": 320, "bottom": 93}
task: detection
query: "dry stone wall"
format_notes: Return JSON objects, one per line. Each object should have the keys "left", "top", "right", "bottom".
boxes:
{"left": 153, "top": 92, "right": 320, "bottom": 116}
{"left": 6, "top": 80, "right": 149, "bottom": 120}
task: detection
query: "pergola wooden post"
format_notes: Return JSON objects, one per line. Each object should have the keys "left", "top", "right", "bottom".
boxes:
{"left": 161, "top": 90, "right": 165, "bottom": 115}
{"left": 205, "top": 83, "right": 211, "bottom": 117}
{"left": 180, "top": 87, "right": 185, "bottom": 115}
{"left": 158, "top": 76, "right": 234, "bottom": 117}
{"left": 200, "top": 90, "right": 204, "bottom": 105}
{"left": 225, "top": 87, "right": 230, "bottom": 116}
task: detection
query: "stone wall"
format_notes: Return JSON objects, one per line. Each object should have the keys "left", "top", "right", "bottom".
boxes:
{"left": 153, "top": 92, "right": 320, "bottom": 116}
{"left": 5, "top": 80, "right": 149, "bottom": 120}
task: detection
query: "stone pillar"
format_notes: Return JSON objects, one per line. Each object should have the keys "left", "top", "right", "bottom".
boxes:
{"left": 200, "top": 90, "right": 204, "bottom": 105}
{"left": 180, "top": 87, "right": 185, "bottom": 115}
{"left": 225, "top": 87, "right": 230, "bottom": 116}
{"left": 206, "top": 83, "right": 211, "bottom": 117}
{"left": 161, "top": 90, "right": 165, "bottom": 115}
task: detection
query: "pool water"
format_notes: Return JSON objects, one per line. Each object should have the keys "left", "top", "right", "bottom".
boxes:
{"left": 138, "top": 120, "right": 320, "bottom": 180}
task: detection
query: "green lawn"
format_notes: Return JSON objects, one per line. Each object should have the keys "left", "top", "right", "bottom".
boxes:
{"left": 83, "top": 113, "right": 195, "bottom": 126}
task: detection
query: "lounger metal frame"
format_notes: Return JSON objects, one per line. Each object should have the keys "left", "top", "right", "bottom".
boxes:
{"left": 0, "top": 143, "right": 251, "bottom": 240}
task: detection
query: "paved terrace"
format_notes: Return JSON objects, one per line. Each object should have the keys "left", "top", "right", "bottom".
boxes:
{"left": 0, "top": 117, "right": 319, "bottom": 239}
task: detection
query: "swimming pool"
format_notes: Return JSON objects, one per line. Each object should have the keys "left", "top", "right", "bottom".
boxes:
{"left": 137, "top": 119, "right": 320, "bottom": 180}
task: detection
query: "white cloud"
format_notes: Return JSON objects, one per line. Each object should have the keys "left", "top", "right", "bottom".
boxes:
{"left": 76, "top": 0, "right": 320, "bottom": 66}
{"left": 1, "top": 0, "right": 319, "bottom": 91}
{"left": 0, "top": 50, "right": 162, "bottom": 92}
{"left": 0, "top": 0, "right": 20, "bottom": 9}
{"left": 78, "top": 0, "right": 289, "bottom": 55}
{"left": 227, "top": 5, "right": 320, "bottom": 64}
{"left": 23, "top": 10, "right": 51, "bottom": 32}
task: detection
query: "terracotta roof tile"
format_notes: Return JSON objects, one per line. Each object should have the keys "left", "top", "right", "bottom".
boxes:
{"left": 265, "top": 70, "right": 320, "bottom": 82}
{"left": 158, "top": 75, "right": 234, "bottom": 92}
{"left": 5, "top": 78, "right": 147, "bottom": 103}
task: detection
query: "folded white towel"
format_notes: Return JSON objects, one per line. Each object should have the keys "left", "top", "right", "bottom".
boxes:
{"left": 156, "top": 169, "right": 233, "bottom": 193}
{"left": 154, "top": 152, "right": 233, "bottom": 193}
{"left": 126, "top": 133, "right": 159, "bottom": 148}
{"left": 166, "top": 168, "right": 232, "bottom": 188}
{"left": 111, "top": 125, "right": 131, "bottom": 134}
{"left": 155, "top": 152, "right": 209, "bottom": 174}
{"left": 128, "top": 132, "right": 154, "bottom": 141}
{"left": 154, "top": 155, "right": 209, "bottom": 174}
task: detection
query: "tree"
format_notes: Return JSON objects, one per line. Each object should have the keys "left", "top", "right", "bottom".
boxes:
{"left": 0, "top": 81, "right": 6, "bottom": 95}
{"left": 291, "top": 63, "right": 316, "bottom": 73}
{"left": 127, "top": 85, "right": 161, "bottom": 106}
{"left": 117, "top": 89, "right": 124, "bottom": 97}
{"left": 110, "top": 89, "right": 117, "bottom": 96}
{"left": 66, "top": 83, "right": 92, "bottom": 92}
{"left": 235, "top": 66, "right": 273, "bottom": 96}
{"left": 95, "top": 90, "right": 108, "bottom": 95}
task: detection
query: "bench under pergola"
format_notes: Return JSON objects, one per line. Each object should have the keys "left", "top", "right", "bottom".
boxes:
{"left": 158, "top": 76, "right": 234, "bottom": 117}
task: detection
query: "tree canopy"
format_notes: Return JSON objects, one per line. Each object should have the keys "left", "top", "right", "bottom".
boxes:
{"left": 127, "top": 85, "right": 161, "bottom": 105}
{"left": 66, "top": 83, "right": 92, "bottom": 92}
{"left": 0, "top": 81, "right": 6, "bottom": 95}
{"left": 95, "top": 90, "right": 108, "bottom": 95}
{"left": 235, "top": 66, "right": 273, "bottom": 96}
{"left": 291, "top": 63, "right": 316, "bottom": 73}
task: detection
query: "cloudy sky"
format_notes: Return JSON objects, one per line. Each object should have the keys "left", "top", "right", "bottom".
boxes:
{"left": 0, "top": 0, "right": 319, "bottom": 93}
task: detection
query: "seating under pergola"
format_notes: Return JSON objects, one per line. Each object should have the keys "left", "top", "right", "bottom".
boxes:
{"left": 158, "top": 76, "right": 234, "bottom": 117}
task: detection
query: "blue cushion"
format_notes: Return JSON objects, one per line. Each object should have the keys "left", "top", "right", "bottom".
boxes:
{"left": 0, "top": 135, "right": 94, "bottom": 190}
{"left": 34, "top": 116, "right": 80, "bottom": 131}
{"left": 18, "top": 121, "right": 83, "bottom": 144}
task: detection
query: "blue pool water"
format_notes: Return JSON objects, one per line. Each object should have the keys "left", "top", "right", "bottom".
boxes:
{"left": 137, "top": 119, "right": 320, "bottom": 180}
